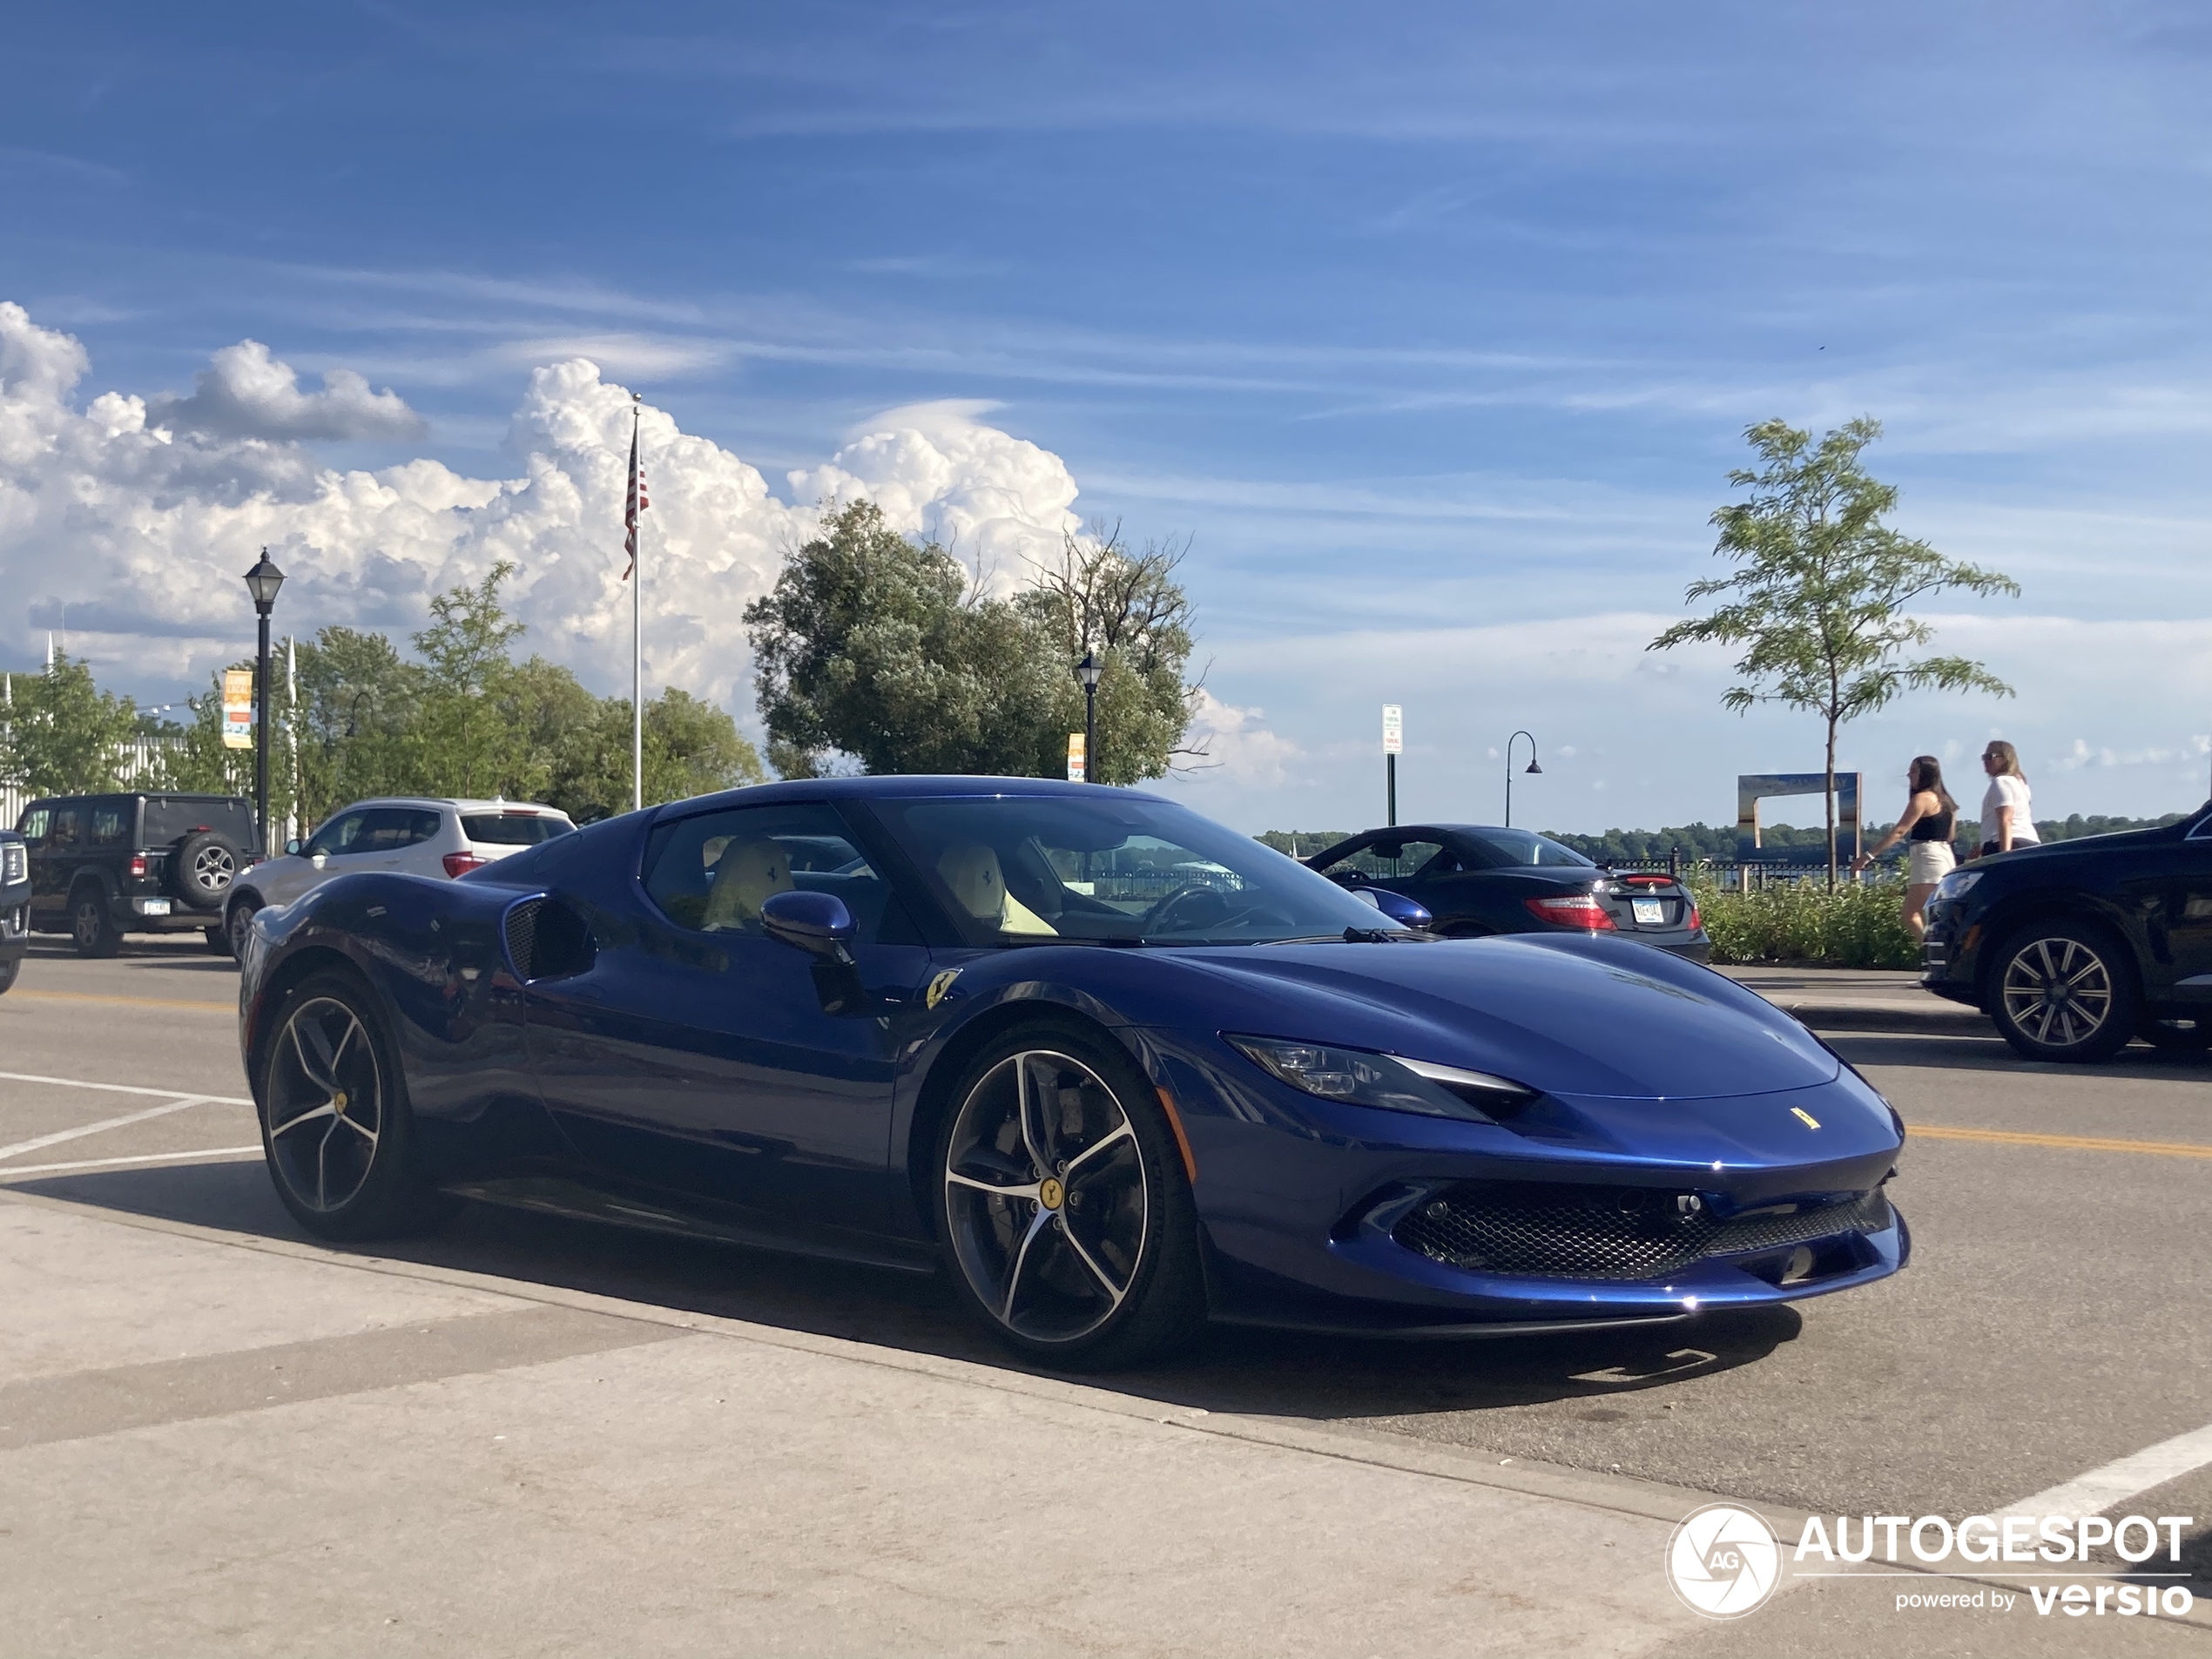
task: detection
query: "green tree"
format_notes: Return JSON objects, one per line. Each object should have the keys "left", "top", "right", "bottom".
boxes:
{"left": 1018, "top": 523, "right": 1202, "bottom": 785}
{"left": 0, "top": 656, "right": 144, "bottom": 796}
{"left": 745, "top": 500, "right": 1062, "bottom": 779}
{"left": 542, "top": 686, "right": 765, "bottom": 822}
{"left": 411, "top": 560, "right": 544, "bottom": 799}
{"left": 1649, "top": 418, "right": 2020, "bottom": 885}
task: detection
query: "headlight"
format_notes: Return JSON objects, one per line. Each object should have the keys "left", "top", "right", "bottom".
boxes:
{"left": 1933, "top": 870, "right": 1982, "bottom": 901}
{"left": 1226, "top": 1035, "right": 1534, "bottom": 1122}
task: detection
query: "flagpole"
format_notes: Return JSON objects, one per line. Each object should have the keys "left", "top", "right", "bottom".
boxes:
{"left": 631, "top": 395, "right": 644, "bottom": 813}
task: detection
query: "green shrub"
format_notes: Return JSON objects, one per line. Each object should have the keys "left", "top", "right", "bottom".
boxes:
{"left": 1685, "top": 877, "right": 1919, "bottom": 968}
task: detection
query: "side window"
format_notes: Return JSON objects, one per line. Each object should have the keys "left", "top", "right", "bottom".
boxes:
{"left": 644, "top": 804, "right": 891, "bottom": 941}
{"left": 402, "top": 810, "right": 443, "bottom": 846}
{"left": 91, "top": 807, "right": 126, "bottom": 846}
{"left": 18, "top": 809, "right": 51, "bottom": 846}
{"left": 1317, "top": 839, "right": 1446, "bottom": 881}
{"left": 354, "top": 808, "right": 422, "bottom": 853}
{"left": 50, "top": 808, "right": 83, "bottom": 852}
{"left": 306, "top": 812, "right": 368, "bottom": 858}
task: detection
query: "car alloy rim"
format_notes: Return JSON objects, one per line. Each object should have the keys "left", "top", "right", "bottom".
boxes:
{"left": 230, "top": 907, "right": 254, "bottom": 953}
{"left": 193, "top": 846, "right": 235, "bottom": 891}
{"left": 943, "top": 1049, "right": 1149, "bottom": 1344}
{"left": 266, "top": 996, "right": 383, "bottom": 1211}
{"left": 2001, "top": 937, "right": 2113, "bottom": 1048}
{"left": 74, "top": 901, "right": 99, "bottom": 947}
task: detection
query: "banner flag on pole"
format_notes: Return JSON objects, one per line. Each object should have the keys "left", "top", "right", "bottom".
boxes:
{"left": 621, "top": 411, "right": 650, "bottom": 581}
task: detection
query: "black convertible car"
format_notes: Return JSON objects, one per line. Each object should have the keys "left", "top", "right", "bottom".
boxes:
{"left": 1306, "top": 825, "right": 1710, "bottom": 961}
{"left": 1922, "top": 801, "right": 2212, "bottom": 1062}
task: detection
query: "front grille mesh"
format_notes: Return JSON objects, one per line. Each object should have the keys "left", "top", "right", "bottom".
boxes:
{"left": 1393, "top": 1182, "right": 1892, "bottom": 1281}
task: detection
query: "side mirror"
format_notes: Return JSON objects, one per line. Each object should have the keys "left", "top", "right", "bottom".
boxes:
{"left": 1354, "top": 887, "right": 1433, "bottom": 929}
{"left": 761, "top": 888, "right": 856, "bottom": 960}
{"left": 286, "top": 839, "right": 303, "bottom": 856}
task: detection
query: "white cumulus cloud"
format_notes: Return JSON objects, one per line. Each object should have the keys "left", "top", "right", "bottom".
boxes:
{"left": 0, "top": 304, "right": 1180, "bottom": 750}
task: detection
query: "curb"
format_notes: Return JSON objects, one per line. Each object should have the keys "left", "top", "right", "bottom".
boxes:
{"left": 1772, "top": 1001, "right": 1989, "bottom": 1036}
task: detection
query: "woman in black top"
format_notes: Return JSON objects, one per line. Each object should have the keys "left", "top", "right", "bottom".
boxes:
{"left": 1853, "top": 755, "right": 1959, "bottom": 941}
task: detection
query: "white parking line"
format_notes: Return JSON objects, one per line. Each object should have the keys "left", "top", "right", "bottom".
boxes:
{"left": 2006, "top": 1421, "right": 2212, "bottom": 1518}
{"left": 0, "top": 1069, "right": 251, "bottom": 1104}
{"left": 0, "top": 1144, "right": 262, "bottom": 1177}
{"left": 0, "top": 1096, "right": 221, "bottom": 1163}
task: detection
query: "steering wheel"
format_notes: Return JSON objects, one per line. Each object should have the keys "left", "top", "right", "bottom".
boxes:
{"left": 1140, "top": 883, "right": 1236, "bottom": 934}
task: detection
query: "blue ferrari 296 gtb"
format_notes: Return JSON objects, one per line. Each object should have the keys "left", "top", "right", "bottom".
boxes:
{"left": 238, "top": 777, "right": 1908, "bottom": 1367}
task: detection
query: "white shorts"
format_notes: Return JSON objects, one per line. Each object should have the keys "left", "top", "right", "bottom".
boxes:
{"left": 1907, "top": 840, "right": 1956, "bottom": 886}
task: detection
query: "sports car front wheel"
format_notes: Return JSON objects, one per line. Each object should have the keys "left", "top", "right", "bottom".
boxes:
{"left": 934, "top": 1021, "right": 1205, "bottom": 1369}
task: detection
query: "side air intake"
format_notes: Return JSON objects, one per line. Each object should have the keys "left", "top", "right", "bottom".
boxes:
{"left": 502, "top": 896, "right": 595, "bottom": 981}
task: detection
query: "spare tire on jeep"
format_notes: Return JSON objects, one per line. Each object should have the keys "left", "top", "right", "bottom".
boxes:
{"left": 169, "top": 830, "right": 241, "bottom": 912}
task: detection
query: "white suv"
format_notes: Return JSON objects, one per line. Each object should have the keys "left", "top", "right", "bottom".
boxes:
{"left": 221, "top": 797, "right": 576, "bottom": 958}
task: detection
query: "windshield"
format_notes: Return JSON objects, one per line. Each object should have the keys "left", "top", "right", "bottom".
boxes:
{"left": 868, "top": 795, "right": 1415, "bottom": 945}
{"left": 1461, "top": 828, "right": 1595, "bottom": 868}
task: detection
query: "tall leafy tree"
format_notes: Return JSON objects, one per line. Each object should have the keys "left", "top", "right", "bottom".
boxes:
{"left": 1649, "top": 417, "right": 2020, "bottom": 884}
{"left": 0, "top": 655, "right": 144, "bottom": 796}
{"left": 745, "top": 500, "right": 1062, "bottom": 778}
{"left": 411, "top": 560, "right": 543, "bottom": 799}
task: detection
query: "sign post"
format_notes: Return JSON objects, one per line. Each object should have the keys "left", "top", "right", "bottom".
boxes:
{"left": 1381, "top": 705, "right": 1402, "bottom": 827}
{"left": 1065, "top": 732, "right": 1088, "bottom": 784}
{"left": 221, "top": 670, "right": 254, "bottom": 752}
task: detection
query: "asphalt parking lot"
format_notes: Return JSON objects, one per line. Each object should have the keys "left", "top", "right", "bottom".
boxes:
{"left": 4, "top": 934, "right": 2210, "bottom": 1656}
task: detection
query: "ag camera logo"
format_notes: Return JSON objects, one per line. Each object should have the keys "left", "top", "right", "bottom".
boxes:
{"left": 1668, "top": 1504, "right": 1783, "bottom": 1618}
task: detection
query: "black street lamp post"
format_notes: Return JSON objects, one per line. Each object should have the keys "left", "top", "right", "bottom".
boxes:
{"left": 1504, "top": 730, "right": 1541, "bottom": 827}
{"left": 1076, "top": 651, "right": 1103, "bottom": 784}
{"left": 243, "top": 549, "right": 286, "bottom": 855}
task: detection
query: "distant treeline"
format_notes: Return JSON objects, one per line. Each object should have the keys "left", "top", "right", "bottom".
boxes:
{"left": 1257, "top": 813, "right": 2190, "bottom": 866}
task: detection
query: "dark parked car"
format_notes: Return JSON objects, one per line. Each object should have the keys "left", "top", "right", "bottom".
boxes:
{"left": 1304, "top": 825, "right": 1710, "bottom": 961}
{"left": 237, "top": 777, "right": 1902, "bottom": 1370}
{"left": 18, "top": 792, "right": 260, "bottom": 957}
{"left": 1922, "top": 800, "right": 2212, "bottom": 1062}
{"left": 0, "top": 827, "right": 28, "bottom": 992}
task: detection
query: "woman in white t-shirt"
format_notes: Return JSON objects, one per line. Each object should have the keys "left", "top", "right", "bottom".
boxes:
{"left": 1977, "top": 740, "right": 2040, "bottom": 857}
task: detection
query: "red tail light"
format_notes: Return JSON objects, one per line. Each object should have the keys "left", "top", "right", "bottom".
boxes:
{"left": 442, "top": 851, "right": 490, "bottom": 878}
{"left": 1525, "top": 893, "right": 1615, "bottom": 930}
{"left": 129, "top": 854, "right": 147, "bottom": 878}
{"left": 1687, "top": 903, "right": 1702, "bottom": 933}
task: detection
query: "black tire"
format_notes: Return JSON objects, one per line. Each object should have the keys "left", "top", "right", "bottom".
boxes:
{"left": 2140, "top": 1017, "right": 2212, "bottom": 1055}
{"left": 933, "top": 1017, "right": 1206, "bottom": 1370}
{"left": 169, "top": 831, "right": 241, "bottom": 913}
{"left": 256, "top": 969, "right": 452, "bottom": 1241}
{"left": 224, "top": 894, "right": 261, "bottom": 961}
{"left": 71, "top": 886, "right": 120, "bottom": 958}
{"left": 1987, "top": 921, "right": 2140, "bottom": 1063}
{"left": 0, "top": 956, "right": 18, "bottom": 994}
{"left": 204, "top": 927, "right": 230, "bottom": 956}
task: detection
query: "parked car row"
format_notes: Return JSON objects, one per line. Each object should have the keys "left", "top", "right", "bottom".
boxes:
{"left": 9, "top": 792, "right": 575, "bottom": 961}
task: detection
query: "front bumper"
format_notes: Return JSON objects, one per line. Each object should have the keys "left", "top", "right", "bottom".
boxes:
{"left": 0, "top": 887, "right": 28, "bottom": 962}
{"left": 1147, "top": 1033, "right": 1906, "bottom": 1335}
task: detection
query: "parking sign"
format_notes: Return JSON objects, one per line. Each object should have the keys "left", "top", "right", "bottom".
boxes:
{"left": 1381, "top": 705, "right": 1402, "bottom": 755}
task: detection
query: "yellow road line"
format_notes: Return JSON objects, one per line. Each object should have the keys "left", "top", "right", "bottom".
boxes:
{"left": 6, "top": 989, "right": 233, "bottom": 1015}
{"left": 1907, "top": 1123, "right": 2212, "bottom": 1160}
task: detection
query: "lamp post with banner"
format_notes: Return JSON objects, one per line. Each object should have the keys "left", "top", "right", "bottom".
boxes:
{"left": 241, "top": 550, "right": 286, "bottom": 856}
{"left": 1382, "top": 704, "right": 1402, "bottom": 826}
{"left": 1076, "top": 651, "right": 1103, "bottom": 785}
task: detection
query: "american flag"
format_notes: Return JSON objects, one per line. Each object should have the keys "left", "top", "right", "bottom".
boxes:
{"left": 621, "top": 405, "right": 650, "bottom": 580}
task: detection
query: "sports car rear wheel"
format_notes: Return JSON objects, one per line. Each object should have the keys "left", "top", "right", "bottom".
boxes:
{"left": 935, "top": 1022, "right": 1204, "bottom": 1369}
{"left": 259, "top": 972, "right": 450, "bottom": 1240}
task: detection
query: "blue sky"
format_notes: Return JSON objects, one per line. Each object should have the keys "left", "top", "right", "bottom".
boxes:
{"left": 3, "top": 3, "right": 2209, "bottom": 832}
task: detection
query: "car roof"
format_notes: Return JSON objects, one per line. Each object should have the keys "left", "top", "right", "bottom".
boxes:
{"left": 332, "top": 797, "right": 570, "bottom": 816}
{"left": 648, "top": 776, "right": 1169, "bottom": 819}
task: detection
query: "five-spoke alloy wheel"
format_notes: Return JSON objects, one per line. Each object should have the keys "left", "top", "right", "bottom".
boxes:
{"left": 258, "top": 972, "right": 447, "bottom": 1238}
{"left": 1989, "top": 922, "right": 2138, "bottom": 1063}
{"left": 935, "top": 1022, "right": 1204, "bottom": 1367}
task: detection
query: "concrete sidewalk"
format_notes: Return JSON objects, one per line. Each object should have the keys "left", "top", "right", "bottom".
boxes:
{"left": 1718, "top": 968, "right": 1988, "bottom": 1036}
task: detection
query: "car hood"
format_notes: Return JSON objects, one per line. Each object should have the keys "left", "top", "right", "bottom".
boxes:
{"left": 1158, "top": 933, "right": 1838, "bottom": 1101}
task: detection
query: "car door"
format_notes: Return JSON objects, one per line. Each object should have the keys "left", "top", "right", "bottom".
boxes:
{"left": 1311, "top": 833, "right": 1449, "bottom": 907}
{"left": 261, "top": 808, "right": 374, "bottom": 904}
{"left": 521, "top": 800, "right": 934, "bottom": 1242}
{"left": 2163, "top": 820, "right": 2212, "bottom": 1001}
{"left": 18, "top": 805, "right": 60, "bottom": 928}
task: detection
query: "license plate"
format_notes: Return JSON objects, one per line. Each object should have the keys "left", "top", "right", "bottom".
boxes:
{"left": 1631, "top": 899, "right": 1666, "bottom": 926}
{"left": 139, "top": 897, "right": 172, "bottom": 915}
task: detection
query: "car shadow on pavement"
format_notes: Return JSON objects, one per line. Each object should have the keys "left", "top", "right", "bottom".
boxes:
{"left": 14, "top": 1156, "right": 1802, "bottom": 1426}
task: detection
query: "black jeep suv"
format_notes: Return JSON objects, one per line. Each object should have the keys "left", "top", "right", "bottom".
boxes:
{"left": 16, "top": 792, "right": 260, "bottom": 957}
{"left": 1921, "top": 801, "right": 2212, "bottom": 1062}
{"left": 0, "top": 827, "right": 27, "bottom": 991}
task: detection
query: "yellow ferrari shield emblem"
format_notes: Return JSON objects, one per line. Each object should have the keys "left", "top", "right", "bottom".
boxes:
{"left": 1039, "top": 1177, "right": 1065, "bottom": 1211}
{"left": 924, "top": 968, "right": 962, "bottom": 1010}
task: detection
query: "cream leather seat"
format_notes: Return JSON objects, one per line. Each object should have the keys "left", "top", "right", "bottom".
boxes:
{"left": 702, "top": 839, "right": 794, "bottom": 932}
{"left": 937, "top": 843, "right": 1056, "bottom": 936}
